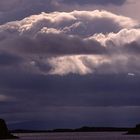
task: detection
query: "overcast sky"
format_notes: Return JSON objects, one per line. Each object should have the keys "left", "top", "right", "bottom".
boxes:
{"left": 0, "top": 0, "right": 140, "bottom": 130}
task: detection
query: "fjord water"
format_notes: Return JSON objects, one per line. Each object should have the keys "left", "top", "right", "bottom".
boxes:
{"left": 13, "top": 132, "right": 140, "bottom": 140}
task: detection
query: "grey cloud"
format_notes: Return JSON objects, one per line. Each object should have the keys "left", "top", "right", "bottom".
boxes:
{"left": 123, "top": 41, "right": 140, "bottom": 54}
{"left": 0, "top": 72, "right": 140, "bottom": 107}
{"left": 0, "top": 2, "right": 140, "bottom": 131}
{"left": 0, "top": 0, "right": 129, "bottom": 26}
{"left": 0, "top": 11, "right": 139, "bottom": 76}
{"left": 47, "top": 53, "right": 140, "bottom": 75}
{"left": 0, "top": 0, "right": 59, "bottom": 25}
{"left": 0, "top": 71, "right": 140, "bottom": 129}
{"left": 63, "top": 18, "right": 123, "bottom": 36}
{"left": 62, "top": 0, "right": 126, "bottom": 6}
{"left": 0, "top": 51, "right": 23, "bottom": 66}
{"left": 0, "top": 10, "right": 136, "bottom": 56}
{"left": 0, "top": 11, "right": 139, "bottom": 122}
{"left": 34, "top": 32, "right": 106, "bottom": 55}
{"left": 0, "top": 32, "right": 106, "bottom": 56}
{"left": 0, "top": 73, "right": 140, "bottom": 129}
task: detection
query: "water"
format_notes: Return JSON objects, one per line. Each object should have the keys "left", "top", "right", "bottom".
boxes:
{"left": 12, "top": 132, "right": 140, "bottom": 140}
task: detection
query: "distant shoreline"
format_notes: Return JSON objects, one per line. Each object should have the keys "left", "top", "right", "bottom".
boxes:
{"left": 11, "top": 126, "right": 131, "bottom": 133}
{"left": 11, "top": 125, "right": 140, "bottom": 135}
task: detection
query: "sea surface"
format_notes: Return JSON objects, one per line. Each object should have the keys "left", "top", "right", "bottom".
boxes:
{"left": 11, "top": 132, "right": 140, "bottom": 140}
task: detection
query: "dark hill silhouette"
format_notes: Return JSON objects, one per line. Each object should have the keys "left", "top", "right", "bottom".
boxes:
{"left": 12, "top": 126, "right": 130, "bottom": 133}
{"left": 0, "top": 119, "right": 18, "bottom": 139}
{"left": 127, "top": 124, "right": 140, "bottom": 135}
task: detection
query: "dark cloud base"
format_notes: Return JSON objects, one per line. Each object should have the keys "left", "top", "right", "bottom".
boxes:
{"left": 0, "top": 68, "right": 140, "bottom": 129}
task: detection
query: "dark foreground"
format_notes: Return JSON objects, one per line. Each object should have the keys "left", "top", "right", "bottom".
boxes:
{"left": 0, "top": 119, "right": 18, "bottom": 139}
{"left": 127, "top": 124, "right": 140, "bottom": 135}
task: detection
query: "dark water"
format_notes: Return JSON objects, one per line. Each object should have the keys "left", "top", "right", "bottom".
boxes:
{"left": 12, "top": 132, "right": 140, "bottom": 140}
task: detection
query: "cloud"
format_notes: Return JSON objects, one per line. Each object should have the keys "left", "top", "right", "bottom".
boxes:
{"left": 0, "top": 72, "right": 140, "bottom": 107}
{"left": 0, "top": 0, "right": 138, "bottom": 26}
{"left": 46, "top": 53, "right": 140, "bottom": 75}
{"left": 0, "top": 10, "right": 137, "bottom": 48}
{"left": 0, "top": 10, "right": 140, "bottom": 76}
{"left": 61, "top": 0, "right": 127, "bottom": 6}
{"left": 47, "top": 55, "right": 107, "bottom": 75}
{"left": 1, "top": 72, "right": 140, "bottom": 129}
{"left": 0, "top": 4, "right": 140, "bottom": 130}
{"left": 0, "top": 94, "right": 13, "bottom": 102}
{"left": 0, "top": 0, "right": 59, "bottom": 25}
{"left": 0, "top": 51, "right": 23, "bottom": 66}
{"left": 92, "top": 28, "right": 140, "bottom": 47}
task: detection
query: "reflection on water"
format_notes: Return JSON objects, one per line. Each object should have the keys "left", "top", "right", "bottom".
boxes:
{"left": 12, "top": 132, "right": 140, "bottom": 140}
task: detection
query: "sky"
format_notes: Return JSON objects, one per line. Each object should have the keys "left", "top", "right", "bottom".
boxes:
{"left": 1, "top": 0, "right": 140, "bottom": 130}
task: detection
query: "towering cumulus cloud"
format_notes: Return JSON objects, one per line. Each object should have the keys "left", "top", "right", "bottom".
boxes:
{"left": 0, "top": 10, "right": 139, "bottom": 75}
{"left": 0, "top": 9, "right": 140, "bottom": 129}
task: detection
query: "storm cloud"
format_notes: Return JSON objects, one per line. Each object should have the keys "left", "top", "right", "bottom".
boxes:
{"left": 0, "top": 10, "right": 139, "bottom": 75}
{"left": 1, "top": 73, "right": 140, "bottom": 129}
{"left": 0, "top": 9, "right": 140, "bottom": 129}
